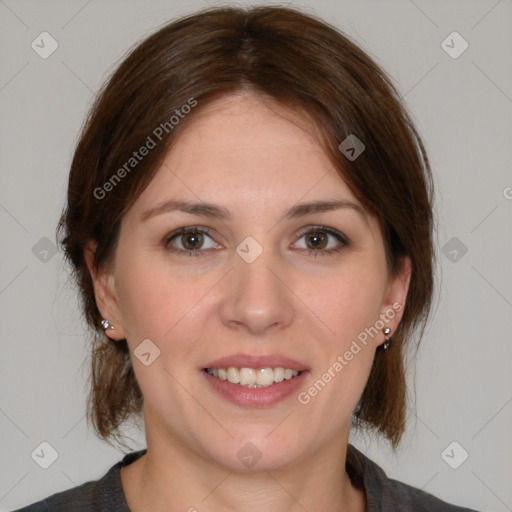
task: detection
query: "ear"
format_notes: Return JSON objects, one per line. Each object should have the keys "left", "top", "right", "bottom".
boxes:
{"left": 379, "top": 256, "right": 411, "bottom": 344}
{"left": 83, "top": 240, "right": 127, "bottom": 340}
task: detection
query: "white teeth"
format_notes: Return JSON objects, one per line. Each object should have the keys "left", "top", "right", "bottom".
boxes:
{"left": 256, "top": 368, "right": 274, "bottom": 386}
{"left": 239, "top": 368, "right": 256, "bottom": 385}
{"left": 274, "top": 367, "right": 285, "bottom": 383}
{"left": 226, "top": 367, "right": 239, "bottom": 384}
{"left": 206, "top": 366, "right": 300, "bottom": 387}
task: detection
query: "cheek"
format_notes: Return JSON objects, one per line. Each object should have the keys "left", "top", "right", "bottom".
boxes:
{"left": 114, "top": 255, "right": 208, "bottom": 408}
{"left": 114, "top": 250, "right": 176, "bottom": 339}
{"left": 297, "top": 271, "right": 383, "bottom": 423}
{"left": 300, "top": 257, "right": 388, "bottom": 343}
{"left": 115, "top": 251, "right": 219, "bottom": 343}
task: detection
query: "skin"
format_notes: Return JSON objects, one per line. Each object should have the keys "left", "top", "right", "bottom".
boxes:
{"left": 85, "top": 91, "right": 411, "bottom": 512}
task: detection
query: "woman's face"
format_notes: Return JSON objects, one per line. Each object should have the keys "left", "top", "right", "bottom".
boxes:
{"left": 90, "top": 92, "right": 409, "bottom": 471}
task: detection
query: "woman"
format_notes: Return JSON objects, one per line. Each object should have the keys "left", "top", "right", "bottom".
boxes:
{"left": 15, "top": 5, "right": 479, "bottom": 512}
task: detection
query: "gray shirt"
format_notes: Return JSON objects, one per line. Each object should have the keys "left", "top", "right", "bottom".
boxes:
{"left": 13, "top": 444, "right": 479, "bottom": 511}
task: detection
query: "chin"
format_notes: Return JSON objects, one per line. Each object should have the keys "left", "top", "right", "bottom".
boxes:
{"left": 199, "top": 431, "right": 304, "bottom": 473}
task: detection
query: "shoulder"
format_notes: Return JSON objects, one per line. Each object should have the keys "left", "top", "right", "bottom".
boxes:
{"left": 11, "top": 479, "right": 98, "bottom": 512}
{"left": 386, "top": 477, "right": 479, "bottom": 512}
{"left": 10, "top": 449, "right": 147, "bottom": 512}
{"left": 346, "top": 444, "right": 480, "bottom": 512}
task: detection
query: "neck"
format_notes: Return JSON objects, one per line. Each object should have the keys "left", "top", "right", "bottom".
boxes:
{"left": 121, "top": 436, "right": 366, "bottom": 512}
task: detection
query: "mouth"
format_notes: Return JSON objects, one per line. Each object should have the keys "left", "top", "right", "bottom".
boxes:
{"left": 201, "top": 354, "right": 309, "bottom": 407}
{"left": 204, "top": 367, "right": 303, "bottom": 388}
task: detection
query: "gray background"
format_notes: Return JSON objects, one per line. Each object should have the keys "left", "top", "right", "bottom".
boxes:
{"left": 1, "top": 0, "right": 511, "bottom": 511}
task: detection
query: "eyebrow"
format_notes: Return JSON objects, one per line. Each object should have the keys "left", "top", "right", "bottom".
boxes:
{"left": 140, "top": 198, "right": 368, "bottom": 224}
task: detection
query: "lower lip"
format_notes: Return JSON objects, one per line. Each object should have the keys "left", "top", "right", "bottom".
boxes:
{"left": 202, "top": 370, "right": 308, "bottom": 407}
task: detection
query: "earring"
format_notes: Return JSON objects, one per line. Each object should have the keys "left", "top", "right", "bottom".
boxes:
{"left": 382, "top": 327, "right": 391, "bottom": 350}
{"left": 101, "top": 319, "right": 114, "bottom": 331}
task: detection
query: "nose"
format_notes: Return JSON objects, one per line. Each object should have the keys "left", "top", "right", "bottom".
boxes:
{"left": 218, "top": 244, "right": 295, "bottom": 336}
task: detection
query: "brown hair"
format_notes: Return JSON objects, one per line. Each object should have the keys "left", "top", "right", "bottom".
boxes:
{"left": 57, "top": 5, "right": 434, "bottom": 450}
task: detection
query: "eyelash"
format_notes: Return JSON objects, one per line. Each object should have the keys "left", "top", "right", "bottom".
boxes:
{"left": 163, "top": 225, "right": 350, "bottom": 258}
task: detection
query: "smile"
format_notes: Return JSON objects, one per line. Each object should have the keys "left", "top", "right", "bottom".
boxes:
{"left": 204, "top": 367, "right": 301, "bottom": 388}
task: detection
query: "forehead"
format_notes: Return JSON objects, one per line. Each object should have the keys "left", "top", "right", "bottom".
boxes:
{"left": 130, "top": 92, "right": 360, "bottom": 217}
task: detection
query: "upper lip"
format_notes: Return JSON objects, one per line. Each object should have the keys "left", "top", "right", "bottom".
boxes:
{"left": 203, "top": 353, "right": 309, "bottom": 372}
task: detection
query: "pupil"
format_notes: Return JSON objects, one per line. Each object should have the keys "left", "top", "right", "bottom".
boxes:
{"left": 183, "top": 232, "right": 202, "bottom": 250}
{"left": 307, "top": 232, "right": 327, "bottom": 250}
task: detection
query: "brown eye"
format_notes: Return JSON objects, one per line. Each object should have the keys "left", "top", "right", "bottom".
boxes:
{"left": 181, "top": 231, "right": 204, "bottom": 250}
{"left": 293, "top": 226, "right": 349, "bottom": 257}
{"left": 164, "top": 226, "right": 220, "bottom": 256}
{"left": 305, "top": 231, "right": 328, "bottom": 250}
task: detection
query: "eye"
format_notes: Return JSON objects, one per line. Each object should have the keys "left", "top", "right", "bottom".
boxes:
{"left": 164, "top": 226, "right": 220, "bottom": 256}
{"left": 292, "top": 226, "right": 349, "bottom": 257}
{"left": 163, "top": 225, "right": 349, "bottom": 258}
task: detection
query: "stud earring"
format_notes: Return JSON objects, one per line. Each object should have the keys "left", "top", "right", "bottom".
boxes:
{"left": 101, "top": 319, "right": 115, "bottom": 331}
{"left": 382, "top": 327, "right": 392, "bottom": 350}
